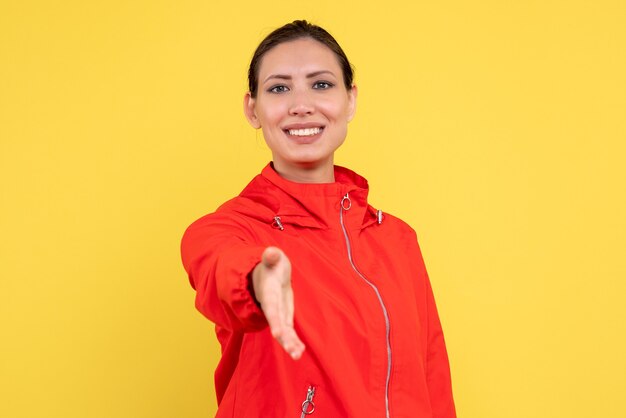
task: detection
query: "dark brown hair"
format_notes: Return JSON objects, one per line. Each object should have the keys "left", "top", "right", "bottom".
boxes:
{"left": 247, "top": 20, "right": 354, "bottom": 98}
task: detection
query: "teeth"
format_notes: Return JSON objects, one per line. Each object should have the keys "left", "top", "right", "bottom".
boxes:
{"left": 288, "top": 127, "right": 321, "bottom": 136}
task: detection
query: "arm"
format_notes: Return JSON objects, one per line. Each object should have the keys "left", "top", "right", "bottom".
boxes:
{"left": 181, "top": 214, "right": 305, "bottom": 358}
{"left": 181, "top": 214, "right": 267, "bottom": 331}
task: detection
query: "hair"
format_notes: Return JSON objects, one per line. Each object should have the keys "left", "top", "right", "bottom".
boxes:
{"left": 247, "top": 20, "right": 355, "bottom": 98}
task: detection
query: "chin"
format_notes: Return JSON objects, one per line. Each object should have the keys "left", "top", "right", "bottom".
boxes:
{"left": 279, "top": 154, "right": 333, "bottom": 168}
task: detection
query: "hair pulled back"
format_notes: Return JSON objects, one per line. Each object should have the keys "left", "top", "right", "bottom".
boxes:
{"left": 248, "top": 20, "right": 354, "bottom": 98}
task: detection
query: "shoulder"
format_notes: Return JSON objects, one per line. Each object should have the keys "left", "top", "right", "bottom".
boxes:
{"left": 183, "top": 196, "right": 266, "bottom": 236}
{"left": 370, "top": 209, "right": 426, "bottom": 255}
{"left": 379, "top": 210, "right": 418, "bottom": 237}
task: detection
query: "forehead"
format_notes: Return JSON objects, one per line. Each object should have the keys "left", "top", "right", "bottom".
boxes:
{"left": 258, "top": 38, "right": 341, "bottom": 78}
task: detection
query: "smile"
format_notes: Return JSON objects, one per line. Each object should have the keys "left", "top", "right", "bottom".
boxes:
{"left": 287, "top": 127, "right": 323, "bottom": 137}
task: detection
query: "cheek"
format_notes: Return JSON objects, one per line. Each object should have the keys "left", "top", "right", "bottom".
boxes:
{"left": 319, "top": 98, "right": 351, "bottom": 121}
{"left": 256, "top": 99, "right": 287, "bottom": 128}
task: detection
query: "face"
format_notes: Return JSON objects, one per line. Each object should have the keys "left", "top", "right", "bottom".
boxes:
{"left": 244, "top": 38, "right": 357, "bottom": 181}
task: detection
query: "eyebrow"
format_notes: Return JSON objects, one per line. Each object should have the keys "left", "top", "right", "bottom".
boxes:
{"left": 263, "top": 70, "right": 336, "bottom": 84}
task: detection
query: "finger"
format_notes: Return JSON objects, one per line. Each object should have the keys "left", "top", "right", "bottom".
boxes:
{"left": 284, "top": 287, "right": 295, "bottom": 328}
{"left": 278, "top": 326, "right": 306, "bottom": 360}
{"left": 262, "top": 296, "right": 283, "bottom": 338}
{"left": 272, "top": 324, "right": 305, "bottom": 360}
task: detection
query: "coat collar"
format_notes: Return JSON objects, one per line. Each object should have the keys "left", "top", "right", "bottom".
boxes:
{"left": 230, "top": 163, "right": 380, "bottom": 231}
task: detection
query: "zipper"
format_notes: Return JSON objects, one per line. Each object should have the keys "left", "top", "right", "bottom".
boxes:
{"left": 340, "top": 193, "right": 392, "bottom": 418}
{"left": 300, "top": 385, "right": 316, "bottom": 417}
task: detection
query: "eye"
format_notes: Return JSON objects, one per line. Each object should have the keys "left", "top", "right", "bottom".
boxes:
{"left": 313, "top": 81, "right": 334, "bottom": 90}
{"left": 268, "top": 85, "right": 289, "bottom": 94}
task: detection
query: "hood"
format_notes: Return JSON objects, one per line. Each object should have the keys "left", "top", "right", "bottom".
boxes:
{"left": 218, "top": 163, "right": 381, "bottom": 231}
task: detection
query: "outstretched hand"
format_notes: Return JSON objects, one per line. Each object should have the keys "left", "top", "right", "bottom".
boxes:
{"left": 251, "top": 246, "right": 305, "bottom": 360}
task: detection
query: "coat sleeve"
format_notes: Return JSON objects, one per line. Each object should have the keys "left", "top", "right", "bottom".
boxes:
{"left": 424, "top": 274, "right": 457, "bottom": 418}
{"left": 180, "top": 213, "right": 268, "bottom": 332}
{"left": 410, "top": 230, "right": 457, "bottom": 418}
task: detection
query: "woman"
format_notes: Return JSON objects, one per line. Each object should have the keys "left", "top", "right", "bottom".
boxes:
{"left": 181, "top": 20, "right": 456, "bottom": 417}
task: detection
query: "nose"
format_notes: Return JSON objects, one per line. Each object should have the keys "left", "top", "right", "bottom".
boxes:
{"left": 288, "top": 90, "right": 315, "bottom": 116}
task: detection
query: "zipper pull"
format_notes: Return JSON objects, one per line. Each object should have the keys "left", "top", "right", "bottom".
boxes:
{"left": 300, "top": 385, "right": 316, "bottom": 417}
{"left": 341, "top": 193, "right": 352, "bottom": 211}
{"left": 377, "top": 209, "right": 383, "bottom": 224}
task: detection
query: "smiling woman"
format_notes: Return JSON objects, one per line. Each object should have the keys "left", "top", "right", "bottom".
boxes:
{"left": 181, "top": 20, "right": 456, "bottom": 417}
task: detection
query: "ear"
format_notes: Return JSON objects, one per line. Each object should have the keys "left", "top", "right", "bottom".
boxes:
{"left": 243, "top": 92, "right": 261, "bottom": 129}
{"left": 347, "top": 84, "right": 358, "bottom": 122}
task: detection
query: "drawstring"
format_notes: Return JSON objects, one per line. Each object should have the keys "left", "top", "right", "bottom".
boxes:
{"left": 272, "top": 216, "right": 284, "bottom": 231}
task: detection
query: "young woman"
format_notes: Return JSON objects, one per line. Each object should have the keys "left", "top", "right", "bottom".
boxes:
{"left": 181, "top": 20, "right": 456, "bottom": 418}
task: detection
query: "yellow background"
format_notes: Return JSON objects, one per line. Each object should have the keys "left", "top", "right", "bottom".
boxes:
{"left": 1, "top": 0, "right": 625, "bottom": 417}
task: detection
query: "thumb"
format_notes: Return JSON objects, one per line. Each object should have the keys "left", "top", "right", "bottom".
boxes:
{"left": 262, "top": 246, "right": 282, "bottom": 268}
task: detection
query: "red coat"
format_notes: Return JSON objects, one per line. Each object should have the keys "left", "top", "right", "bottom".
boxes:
{"left": 181, "top": 164, "right": 456, "bottom": 418}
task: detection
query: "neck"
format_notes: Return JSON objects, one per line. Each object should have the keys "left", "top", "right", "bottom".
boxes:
{"left": 271, "top": 159, "right": 335, "bottom": 184}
